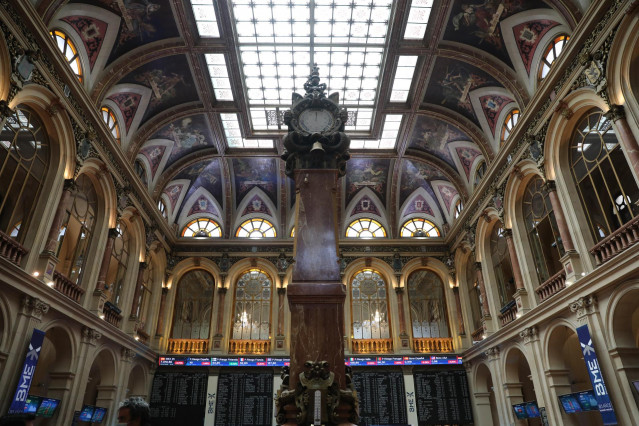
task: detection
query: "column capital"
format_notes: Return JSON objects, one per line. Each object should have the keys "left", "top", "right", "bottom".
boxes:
{"left": 63, "top": 178, "right": 77, "bottom": 192}
{"left": 161, "top": 287, "right": 169, "bottom": 295}
{"left": 519, "top": 325, "right": 538, "bottom": 344}
{"left": 81, "top": 326, "right": 102, "bottom": 345}
{"left": 542, "top": 179, "right": 556, "bottom": 193}
{"left": 569, "top": 294, "right": 597, "bottom": 322}
{"left": 604, "top": 104, "right": 625, "bottom": 122}
{"left": 107, "top": 227, "right": 119, "bottom": 239}
{"left": 21, "top": 295, "right": 50, "bottom": 319}
{"left": 277, "top": 287, "right": 286, "bottom": 295}
{"left": 474, "top": 261, "right": 483, "bottom": 271}
{"left": 484, "top": 346, "right": 500, "bottom": 361}
{"left": 217, "top": 287, "right": 228, "bottom": 295}
{"left": 138, "top": 261, "right": 148, "bottom": 270}
{"left": 394, "top": 286, "right": 404, "bottom": 295}
{"left": 502, "top": 228, "right": 513, "bottom": 238}
{"left": 121, "top": 347, "right": 136, "bottom": 362}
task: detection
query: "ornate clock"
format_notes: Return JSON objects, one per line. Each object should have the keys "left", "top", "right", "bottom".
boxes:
{"left": 281, "top": 65, "right": 350, "bottom": 176}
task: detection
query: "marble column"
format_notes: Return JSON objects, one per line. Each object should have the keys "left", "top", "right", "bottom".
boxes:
{"left": 277, "top": 287, "right": 286, "bottom": 336}
{"left": 503, "top": 229, "right": 524, "bottom": 290}
{"left": 607, "top": 104, "right": 639, "bottom": 181}
{"left": 475, "top": 262, "right": 490, "bottom": 318}
{"left": 395, "top": 286, "right": 410, "bottom": 350}
{"left": 95, "top": 228, "right": 119, "bottom": 292}
{"left": 452, "top": 287, "right": 465, "bottom": 335}
{"left": 130, "top": 262, "right": 147, "bottom": 318}
{"left": 214, "top": 287, "right": 227, "bottom": 337}
{"left": 155, "top": 287, "right": 168, "bottom": 336}
{"left": 542, "top": 180, "right": 575, "bottom": 252}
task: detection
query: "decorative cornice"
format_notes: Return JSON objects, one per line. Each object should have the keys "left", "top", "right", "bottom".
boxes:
{"left": 569, "top": 295, "right": 598, "bottom": 321}
{"left": 121, "top": 347, "right": 136, "bottom": 362}
{"left": 21, "top": 295, "right": 49, "bottom": 319}
{"left": 519, "top": 326, "right": 538, "bottom": 344}
{"left": 484, "top": 346, "right": 500, "bottom": 360}
{"left": 81, "top": 326, "right": 102, "bottom": 345}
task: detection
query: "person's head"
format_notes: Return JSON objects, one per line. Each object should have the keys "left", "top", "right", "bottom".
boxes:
{"left": 117, "top": 397, "right": 150, "bottom": 426}
{"left": 0, "top": 413, "right": 36, "bottom": 426}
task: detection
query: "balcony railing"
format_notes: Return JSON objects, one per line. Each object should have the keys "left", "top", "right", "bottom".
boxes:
{"left": 351, "top": 338, "right": 393, "bottom": 354}
{"left": 536, "top": 269, "right": 566, "bottom": 302}
{"left": 229, "top": 339, "right": 271, "bottom": 354}
{"left": 167, "top": 338, "right": 209, "bottom": 354}
{"left": 413, "top": 337, "right": 453, "bottom": 353}
{"left": 590, "top": 215, "right": 639, "bottom": 265}
{"left": 0, "top": 231, "right": 28, "bottom": 266}
{"left": 103, "top": 302, "right": 122, "bottom": 328}
{"left": 136, "top": 328, "right": 150, "bottom": 345}
{"left": 498, "top": 301, "right": 518, "bottom": 326}
{"left": 52, "top": 271, "right": 85, "bottom": 303}
{"left": 471, "top": 327, "right": 484, "bottom": 342}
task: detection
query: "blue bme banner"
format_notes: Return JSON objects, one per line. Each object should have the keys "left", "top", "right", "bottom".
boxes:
{"left": 8, "top": 328, "right": 46, "bottom": 414}
{"left": 576, "top": 324, "right": 618, "bottom": 425}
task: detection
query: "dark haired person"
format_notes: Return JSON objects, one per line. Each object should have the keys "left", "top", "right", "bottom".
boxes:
{"left": 117, "top": 397, "right": 151, "bottom": 426}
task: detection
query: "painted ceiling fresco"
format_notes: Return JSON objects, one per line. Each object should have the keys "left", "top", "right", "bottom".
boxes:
{"left": 231, "top": 158, "right": 279, "bottom": 207}
{"left": 443, "top": 0, "right": 552, "bottom": 68}
{"left": 118, "top": 55, "right": 198, "bottom": 124}
{"left": 423, "top": 57, "right": 501, "bottom": 126}
{"left": 41, "top": 0, "right": 580, "bottom": 237}
{"left": 69, "top": 0, "right": 179, "bottom": 66}
{"left": 345, "top": 158, "right": 391, "bottom": 208}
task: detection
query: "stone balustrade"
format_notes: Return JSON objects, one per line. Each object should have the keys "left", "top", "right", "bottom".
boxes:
{"left": 228, "top": 339, "right": 271, "bottom": 354}
{"left": 536, "top": 269, "right": 567, "bottom": 302}
{"left": 167, "top": 338, "right": 209, "bottom": 354}
{"left": 136, "top": 328, "right": 150, "bottom": 345}
{"left": 590, "top": 215, "right": 639, "bottom": 265}
{"left": 351, "top": 338, "right": 393, "bottom": 354}
{"left": 413, "top": 337, "right": 453, "bottom": 353}
{"left": 499, "top": 302, "right": 518, "bottom": 326}
{"left": 52, "top": 271, "right": 85, "bottom": 303}
{"left": 103, "top": 302, "right": 122, "bottom": 328}
{"left": 0, "top": 230, "right": 28, "bottom": 266}
{"left": 471, "top": 327, "right": 484, "bottom": 342}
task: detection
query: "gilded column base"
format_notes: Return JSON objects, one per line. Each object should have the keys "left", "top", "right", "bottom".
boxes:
{"left": 275, "top": 362, "right": 359, "bottom": 426}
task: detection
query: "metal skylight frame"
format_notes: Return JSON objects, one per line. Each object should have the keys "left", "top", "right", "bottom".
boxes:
{"left": 205, "top": 54, "right": 234, "bottom": 101}
{"left": 220, "top": 113, "right": 274, "bottom": 148}
{"left": 403, "top": 0, "right": 433, "bottom": 40}
{"left": 228, "top": 0, "right": 396, "bottom": 139}
{"left": 351, "top": 114, "right": 402, "bottom": 149}
{"left": 390, "top": 56, "right": 417, "bottom": 102}
{"left": 190, "top": 0, "right": 221, "bottom": 37}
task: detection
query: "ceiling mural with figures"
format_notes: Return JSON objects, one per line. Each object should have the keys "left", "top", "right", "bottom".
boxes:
{"left": 42, "top": 0, "right": 581, "bottom": 239}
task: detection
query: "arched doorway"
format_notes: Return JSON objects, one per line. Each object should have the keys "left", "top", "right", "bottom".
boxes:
{"left": 504, "top": 347, "right": 540, "bottom": 425}
{"left": 474, "top": 363, "right": 498, "bottom": 425}
{"left": 80, "top": 350, "right": 117, "bottom": 425}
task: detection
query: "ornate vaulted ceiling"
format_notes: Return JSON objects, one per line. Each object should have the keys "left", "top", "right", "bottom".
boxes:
{"left": 37, "top": 0, "right": 583, "bottom": 240}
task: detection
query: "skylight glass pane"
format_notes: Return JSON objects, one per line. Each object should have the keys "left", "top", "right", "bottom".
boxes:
{"left": 220, "top": 113, "right": 273, "bottom": 149}
{"left": 404, "top": 0, "right": 433, "bottom": 40}
{"left": 191, "top": 0, "right": 220, "bottom": 38}
{"left": 390, "top": 56, "right": 417, "bottom": 102}
{"left": 205, "top": 54, "right": 234, "bottom": 101}
{"left": 354, "top": 114, "right": 402, "bottom": 149}
{"left": 230, "top": 0, "right": 395, "bottom": 133}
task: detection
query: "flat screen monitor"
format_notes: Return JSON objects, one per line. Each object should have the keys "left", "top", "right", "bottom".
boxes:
{"left": 512, "top": 403, "right": 528, "bottom": 419}
{"left": 576, "top": 390, "right": 599, "bottom": 411}
{"left": 559, "top": 393, "right": 582, "bottom": 414}
{"left": 91, "top": 407, "right": 107, "bottom": 423}
{"left": 36, "top": 398, "right": 61, "bottom": 418}
{"left": 524, "top": 401, "right": 540, "bottom": 418}
{"left": 24, "top": 395, "right": 41, "bottom": 414}
{"left": 632, "top": 380, "right": 639, "bottom": 394}
{"left": 78, "top": 405, "right": 95, "bottom": 422}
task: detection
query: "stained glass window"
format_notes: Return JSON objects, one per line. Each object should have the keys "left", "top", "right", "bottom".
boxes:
{"left": 407, "top": 270, "right": 450, "bottom": 338}
{"left": 101, "top": 106, "right": 120, "bottom": 144}
{"left": 346, "top": 218, "right": 386, "bottom": 238}
{"left": 351, "top": 270, "right": 390, "bottom": 340}
{"left": 182, "top": 218, "right": 222, "bottom": 237}
{"left": 171, "top": 269, "right": 215, "bottom": 339}
{"left": 50, "top": 30, "right": 83, "bottom": 82}
{"left": 501, "top": 109, "right": 519, "bottom": 145}
{"left": 236, "top": 218, "right": 276, "bottom": 238}
{"left": 232, "top": 269, "right": 272, "bottom": 340}
{"left": 400, "top": 218, "right": 440, "bottom": 237}
{"left": 539, "top": 35, "right": 569, "bottom": 81}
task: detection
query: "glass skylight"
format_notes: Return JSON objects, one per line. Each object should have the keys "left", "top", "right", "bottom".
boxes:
{"left": 221, "top": 114, "right": 273, "bottom": 148}
{"left": 390, "top": 56, "right": 417, "bottom": 102}
{"left": 190, "top": 0, "right": 220, "bottom": 37}
{"left": 404, "top": 0, "right": 433, "bottom": 40}
{"left": 205, "top": 54, "right": 234, "bottom": 101}
{"left": 230, "top": 0, "right": 394, "bottom": 134}
{"left": 351, "top": 114, "right": 402, "bottom": 149}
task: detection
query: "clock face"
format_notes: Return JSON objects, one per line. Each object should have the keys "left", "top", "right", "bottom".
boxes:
{"left": 298, "top": 109, "right": 334, "bottom": 133}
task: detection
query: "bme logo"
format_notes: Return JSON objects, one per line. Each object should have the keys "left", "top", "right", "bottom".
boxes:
{"left": 8, "top": 329, "right": 46, "bottom": 414}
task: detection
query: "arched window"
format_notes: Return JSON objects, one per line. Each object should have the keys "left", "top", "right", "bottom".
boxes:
{"left": 522, "top": 176, "right": 564, "bottom": 283}
{"left": 570, "top": 109, "right": 639, "bottom": 241}
{"left": 106, "top": 222, "right": 130, "bottom": 307}
{"left": 55, "top": 175, "right": 97, "bottom": 285}
{"left": 182, "top": 218, "right": 222, "bottom": 237}
{"left": 351, "top": 269, "right": 391, "bottom": 341}
{"left": 346, "top": 218, "right": 386, "bottom": 238}
{"left": 490, "top": 223, "right": 516, "bottom": 308}
{"left": 474, "top": 160, "right": 487, "bottom": 187}
{"left": 235, "top": 218, "right": 276, "bottom": 238}
{"left": 0, "top": 106, "right": 49, "bottom": 243}
{"left": 158, "top": 199, "right": 168, "bottom": 220}
{"left": 400, "top": 218, "right": 440, "bottom": 237}
{"left": 134, "top": 159, "right": 147, "bottom": 186}
{"left": 465, "top": 259, "right": 482, "bottom": 336}
{"left": 50, "top": 30, "right": 83, "bottom": 82}
{"left": 101, "top": 106, "right": 120, "bottom": 144}
{"left": 539, "top": 35, "right": 569, "bottom": 81}
{"left": 454, "top": 199, "right": 463, "bottom": 219}
{"left": 501, "top": 109, "right": 519, "bottom": 145}
{"left": 231, "top": 269, "right": 272, "bottom": 340}
{"left": 407, "top": 270, "right": 450, "bottom": 338}
{"left": 170, "top": 269, "right": 215, "bottom": 340}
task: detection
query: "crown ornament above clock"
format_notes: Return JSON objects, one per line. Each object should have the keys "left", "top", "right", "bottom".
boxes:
{"left": 281, "top": 65, "right": 351, "bottom": 177}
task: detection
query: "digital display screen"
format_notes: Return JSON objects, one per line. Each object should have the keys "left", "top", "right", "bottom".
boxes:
{"left": 91, "top": 407, "right": 107, "bottom": 423}
{"left": 24, "top": 395, "right": 41, "bottom": 414}
{"left": 576, "top": 390, "right": 599, "bottom": 411}
{"left": 633, "top": 380, "right": 639, "bottom": 394}
{"left": 158, "top": 355, "right": 462, "bottom": 367}
{"left": 78, "top": 405, "right": 95, "bottom": 422}
{"left": 36, "top": 398, "right": 60, "bottom": 418}
{"left": 525, "top": 401, "right": 540, "bottom": 418}
{"left": 512, "top": 403, "right": 527, "bottom": 419}
{"left": 559, "top": 394, "right": 582, "bottom": 414}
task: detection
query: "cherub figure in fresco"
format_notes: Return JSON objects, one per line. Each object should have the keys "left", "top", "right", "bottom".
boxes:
{"left": 165, "top": 118, "right": 207, "bottom": 150}
{"left": 136, "top": 70, "right": 186, "bottom": 108}
{"left": 439, "top": 66, "right": 487, "bottom": 114}
{"left": 451, "top": 0, "right": 524, "bottom": 48}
